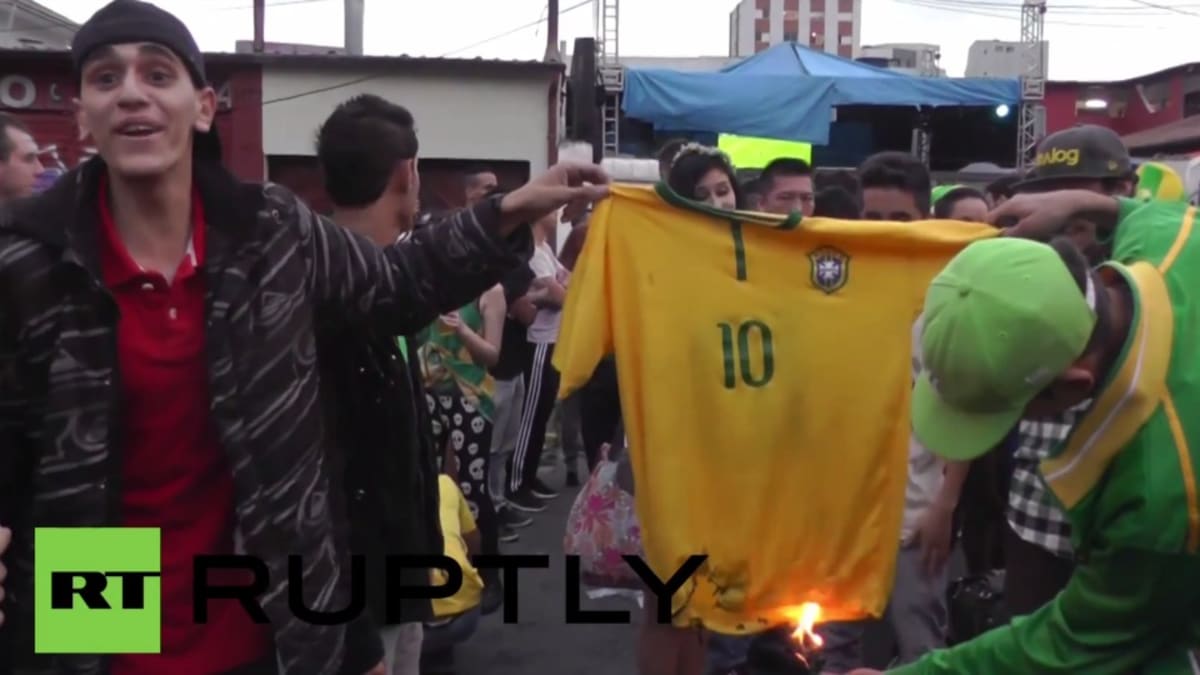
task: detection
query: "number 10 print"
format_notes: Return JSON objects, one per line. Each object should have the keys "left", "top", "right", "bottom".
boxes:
{"left": 718, "top": 320, "right": 775, "bottom": 389}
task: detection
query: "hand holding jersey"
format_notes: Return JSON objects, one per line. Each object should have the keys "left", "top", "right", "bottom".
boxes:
{"left": 499, "top": 162, "right": 610, "bottom": 227}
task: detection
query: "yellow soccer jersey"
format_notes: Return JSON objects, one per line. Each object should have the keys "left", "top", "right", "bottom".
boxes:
{"left": 554, "top": 184, "right": 997, "bottom": 634}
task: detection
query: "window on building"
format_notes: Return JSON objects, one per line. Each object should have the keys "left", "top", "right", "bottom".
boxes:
{"left": 811, "top": 0, "right": 824, "bottom": 11}
{"left": 1184, "top": 91, "right": 1200, "bottom": 118}
{"left": 784, "top": 30, "right": 799, "bottom": 41}
{"left": 838, "top": 0, "right": 855, "bottom": 12}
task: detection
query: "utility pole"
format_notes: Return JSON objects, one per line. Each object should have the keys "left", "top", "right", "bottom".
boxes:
{"left": 344, "top": 0, "right": 364, "bottom": 55}
{"left": 252, "top": 0, "right": 265, "bottom": 53}
{"left": 544, "top": 0, "right": 561, "bottom": 62}
{"left": 1017, "top": 0, "right": 1047, "bottom": 172}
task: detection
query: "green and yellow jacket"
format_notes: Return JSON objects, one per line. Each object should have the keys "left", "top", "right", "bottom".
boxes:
{"left": 893, "top": 199, "right": 1200, "bottom": 675}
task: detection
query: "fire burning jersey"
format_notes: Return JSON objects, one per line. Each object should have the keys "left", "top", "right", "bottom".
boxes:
{"left": 554, "top": 184, "right": 996, "bottom": 633}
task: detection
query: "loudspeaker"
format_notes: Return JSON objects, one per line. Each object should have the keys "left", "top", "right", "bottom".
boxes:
{"left": 568, "top": 37, "right": 600, "bottom": 162}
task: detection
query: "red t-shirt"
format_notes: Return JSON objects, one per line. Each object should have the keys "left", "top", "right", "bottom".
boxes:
{"left": 99, "top": 184, "right": 271, "bottom": 675}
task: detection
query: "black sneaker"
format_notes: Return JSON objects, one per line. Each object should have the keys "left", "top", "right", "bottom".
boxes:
{"left": 508, "top": 490, "right": 547, "bottom": 513}
{"left": 499, "top": 524, "right": 519, "bottom": 543}
{"left": 531, "top": 477, "right": 559, "bottom": 499}
{"left": 502, "top": 508, "right": 534, "bottom": 529}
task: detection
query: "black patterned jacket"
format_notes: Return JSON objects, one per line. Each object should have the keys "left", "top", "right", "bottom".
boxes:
{"left": 0, "top": 157, "right": 530, "bottom": 675}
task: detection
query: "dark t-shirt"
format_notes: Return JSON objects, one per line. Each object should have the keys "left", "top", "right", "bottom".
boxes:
{"left": 491, "top": 265, "right": 535, "bottom": 380}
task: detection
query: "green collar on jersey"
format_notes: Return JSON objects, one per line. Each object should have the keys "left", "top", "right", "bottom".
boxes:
{"left": 654, "top": 181, "right": 803, "bottom": 231}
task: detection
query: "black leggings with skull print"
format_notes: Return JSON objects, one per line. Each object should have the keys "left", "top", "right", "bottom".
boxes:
{"left": 426, "top": 387, "right": 498, "bottom": 558}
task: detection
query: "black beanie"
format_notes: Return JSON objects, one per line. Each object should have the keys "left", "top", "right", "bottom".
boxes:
{"left": 72, "top": 0, "right": 220, "bottom": 160}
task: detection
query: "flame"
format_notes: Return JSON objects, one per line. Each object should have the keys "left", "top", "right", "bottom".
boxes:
{"left": 788, "top": 602, "right": 824, "bottom": 651}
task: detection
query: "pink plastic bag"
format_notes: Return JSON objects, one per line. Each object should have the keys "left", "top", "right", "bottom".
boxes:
{"left": 563, "top": 445, "right": 644, "bottom": 590}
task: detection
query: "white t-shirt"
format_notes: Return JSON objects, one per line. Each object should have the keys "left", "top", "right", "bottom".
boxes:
{"left": 528, "top": 241, "right": 568, "bottom": 343}
{"left": 901, "top": 314, "right": 945, "bottom": 544}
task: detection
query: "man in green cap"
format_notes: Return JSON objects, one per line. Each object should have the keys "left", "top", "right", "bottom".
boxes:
{"left": 846, "top": 188, "right": 1200, "bottom": 674}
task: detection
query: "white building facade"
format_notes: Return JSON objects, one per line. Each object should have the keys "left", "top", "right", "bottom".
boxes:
{"left": 257, "top": 54, "right": 562, "bottom": 212}
{"left": 965, "top": 40, "right": 1049, "bottom": 79}
{"left": 859, "top": 43, "right": 944, "bottom": 77}
{"left": 260, "top": 56, "right": 560, "bottom": 175}
{"left": 729, "top": 0, "right": 862, "bottom": 59}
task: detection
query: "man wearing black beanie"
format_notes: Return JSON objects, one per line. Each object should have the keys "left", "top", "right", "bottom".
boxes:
{"left": 0, "top": 2, "right": 609, "bottom": 675}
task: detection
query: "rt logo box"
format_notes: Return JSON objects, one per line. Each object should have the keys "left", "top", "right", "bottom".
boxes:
{"left": 34, "top": 528, "right": 162, "bottom": 654}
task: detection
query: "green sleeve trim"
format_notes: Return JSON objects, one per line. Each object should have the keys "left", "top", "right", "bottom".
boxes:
{"left": 653, "top": 180, "right": 802, "bottom": 231}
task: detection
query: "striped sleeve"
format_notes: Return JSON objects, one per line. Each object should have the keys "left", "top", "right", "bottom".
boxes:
{"left": 278, "top": 184, "right": 533, "bottom": 336}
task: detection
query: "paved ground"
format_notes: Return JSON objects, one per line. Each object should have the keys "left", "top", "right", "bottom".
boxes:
{"left": 450, "top": 452, "right": 950, "bottom": 673}
{"left": 455, "top": 459, "right": 640, "bottom": 675}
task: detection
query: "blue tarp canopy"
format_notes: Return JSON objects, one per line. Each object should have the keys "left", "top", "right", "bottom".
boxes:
{"left": 622, "top": 42, "right": 1020, "bottom": 145}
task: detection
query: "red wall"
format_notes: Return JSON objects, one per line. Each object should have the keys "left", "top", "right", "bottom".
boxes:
{"left": 1045, "top": 72, "right": 1186, "bottom": 137}
{"left": 0, "top": 54, "right": 263, "bottom": 180}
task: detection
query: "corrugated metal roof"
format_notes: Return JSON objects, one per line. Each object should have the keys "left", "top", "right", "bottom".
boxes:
{"left": 0, "top": 47, "right": 563, "bottom": 74}
{"left": 1051, "top": 61, "right": 1200, "bottom": 87}
{"left": 219, "top": 51, "right": 562, "bottom": 76}
{"left": 235, "top": 51, "right": 559, "bottom": 67}
{"left": 15, "top": 0, "right": 79, "bottom": 30}
{"left": 230, "top": 41, "right": 560, "bottom": 68}
{"left": 1123, "top": 115, "right": 1200, "bottom": 152}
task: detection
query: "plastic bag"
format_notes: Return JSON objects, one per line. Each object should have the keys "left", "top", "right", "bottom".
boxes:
{"left": 563, "top": 443, "right": 644, "bottom": 590}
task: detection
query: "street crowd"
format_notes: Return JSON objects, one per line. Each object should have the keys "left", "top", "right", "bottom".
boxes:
{"left": 2, "top": 2, "right": 1200, "bottom": 675}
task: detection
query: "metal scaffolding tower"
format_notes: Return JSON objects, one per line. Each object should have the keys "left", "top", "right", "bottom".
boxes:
{"left": 595, "top": 0, "right": 623, "bottom": 156}
{"left": 1017, "top": 0, "right": 1047, "bottom": 172}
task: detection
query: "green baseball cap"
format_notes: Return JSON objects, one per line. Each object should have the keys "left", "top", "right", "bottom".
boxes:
{"left": 931, "top": 184, "right": 963, "bottom": 205}
{"left": 911, "top": 238, "right": 1098, "bottom": 461}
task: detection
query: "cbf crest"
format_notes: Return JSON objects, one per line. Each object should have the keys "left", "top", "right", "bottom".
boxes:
{"left": 808, "top": 246, "right": 850, "bottom": 294}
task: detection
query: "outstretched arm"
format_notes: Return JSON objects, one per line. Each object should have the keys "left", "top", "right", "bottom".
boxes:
{"left": 293, "top": 162, "right": 610, "bottom": 334}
